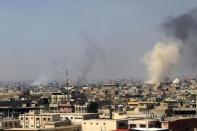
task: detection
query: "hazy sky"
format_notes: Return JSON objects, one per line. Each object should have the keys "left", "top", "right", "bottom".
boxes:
{"left": 0, "top": 0, "right": 196, "bottom": 81}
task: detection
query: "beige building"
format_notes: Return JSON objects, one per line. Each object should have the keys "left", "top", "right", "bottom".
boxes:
{"left": 51, "top": 93, "right": 67, "bottom": 104}
{"left": 128, "top": 118, "right": 159, "bottom": 128}
{"left": 58, "top": 113, "right": 98, "bottom": 124}
{"left": 98, "top": 108, "right": 112, "bottom": 119}
{"left": 112, "top": 112, "right": 128, "bottom": 120}
{"left": 19, "top": 110, "right": 61, "bottom": 128}
{"left": 0, "top": 119, "right": 20, "bottom": 129}
{"left": 74, "top": 104, "right": 87, "bottom": 113}
{"left": 82, "top": 119, "right": 128, "bottom": 131}
{"left": 4, "top": 124, "right": 81, "bottom": 131}
{"left": 148, "top": 103, "right": 169, "bottom": 119}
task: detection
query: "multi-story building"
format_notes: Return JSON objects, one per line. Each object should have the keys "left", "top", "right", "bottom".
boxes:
{"left": 19, "top": 110, "right": 61, "bottom": 128}
{"left": 74, "top": 104, "right": 87, "bottom": 113}
{"left": 98, "top": 106, "right": 112, "bottom": 119}
{"left": 51, "top": 93, "right": 67, "bottom": 104}
{"left": 49, "top": 104, "right": 74, "bottom": 113}
{"left": 0, "top": 119, "right": 20, "bottom": 129}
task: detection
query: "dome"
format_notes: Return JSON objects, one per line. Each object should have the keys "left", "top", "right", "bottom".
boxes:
{"left": 173, "top": 78, "right": 180, "bottom": 84}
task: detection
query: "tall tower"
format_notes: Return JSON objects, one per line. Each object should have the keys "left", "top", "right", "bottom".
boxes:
{"left": 66, "top": 70, "right": 69, "bottom": 92}
{"left": 66, "top": 70, "right": 70, "bottom": 103}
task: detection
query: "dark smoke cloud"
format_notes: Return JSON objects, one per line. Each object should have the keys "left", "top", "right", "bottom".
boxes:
{"left": 78, "top": 31, "right": 106, "bottom": 83}
{"left": 162, "top": 7, "right": 197, "bottom": 75}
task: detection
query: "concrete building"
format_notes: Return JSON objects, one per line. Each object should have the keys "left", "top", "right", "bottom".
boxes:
{"left": 161, "top": 117, "right": 197, "bottom": 131}
{"left": 49, "top": 104, "right": 74, "bottom": 113}
{"left": 128, "top": 118, "right": 160, "bottom": 129}
{"left": 112, "top": 112, "right": 128, "bottom": 120}
{"left": 82, "top": 119, "right": 128, "bottom": 131}
{"left": 0, "top": 119, "right": 20, "bottom": 129}
{"left": 58, "top": 113, "right": 98, "bottom": 124}
{"left": 131, "top": 128, "right": 169, "bottom": 131}
{"left": 74, "top": 104, "right": 87, "bottom": 113}
{"left": 19, "top": 110, "right": 61, "bottom": 128}
{"left": 58, "top": 104, "right": 74, "bottom": 113}
{"left": 51, "top": 93, "right": 67, "bottom": 104}
{"left": 98, "top": 106, "right": 112, "bottom": 119}
{"left": 4, "top": 124, "right": 81, "bottom": 131}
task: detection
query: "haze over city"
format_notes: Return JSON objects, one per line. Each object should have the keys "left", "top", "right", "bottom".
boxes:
{"left": 1, "top": 1, "right": 197, "bottom": 131}
{"left": 0, "top": 0, "right": 197, "bottom": 83}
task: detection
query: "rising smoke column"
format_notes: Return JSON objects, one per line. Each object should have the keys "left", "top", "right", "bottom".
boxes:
{"left": 31, "top": 74, "right": 51, "bottom": 86}
{"left": 144, "top": 7, "right": 197, "bottom": 84}
{"left": 79, "top": 31, "right": 106, "bottom": 83}
{"left": 162, "top": 7, "right": 197, "bottom": 74}
{"left": 144, "top": 42, "right": 181, "bottom": 84}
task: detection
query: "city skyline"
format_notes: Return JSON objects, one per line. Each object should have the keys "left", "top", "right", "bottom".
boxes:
{"left": 0, "top": 0, "right": 197, "bottom": 81}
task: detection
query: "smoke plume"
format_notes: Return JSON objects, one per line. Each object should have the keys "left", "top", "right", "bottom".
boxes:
{"left": 78, "top": 31, "right": 106, "bottom": 83}
{"left": 31, "top": 74, "right": 51, "bottom": 86}
{"left": 144, "top": 42, "right": 180, "bottom": 84}
{"left": 162, "top": 7, "right": 197, "bottom": 74}
{"left": 144, "top": 7, "right": 197, "bottom": 83}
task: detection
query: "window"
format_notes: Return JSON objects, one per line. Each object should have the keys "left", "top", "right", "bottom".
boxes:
{"left": 43, "top": 118, "right": 46, "bottom": 121}
{"left": 118, "top": 122, "right": 126, "bottom": 128}
{"left": 140, "top": 124, "right": 146, "bottom": 128}
{"left": 26, "top": 117, "right": 28, "bottom": 120}
{"left": 36, "top": 118, "right": 40, "bottom": 121}
{"left": 26, "top": 122, "right": 29, "bottom": 126}
{"left": 21, "top": 117, "right": 23, "bottom": 120}
{"left": 5, "top": 123, "right": 7, "bottom": 128}
{"left": 130, "top": 124, "right": 136, "bottom": 128}
{"left": 9, "top": 123, "right": 12, "bottom": 128}
{"left": 48, "top": 118, "right": 51, "bottom": 121}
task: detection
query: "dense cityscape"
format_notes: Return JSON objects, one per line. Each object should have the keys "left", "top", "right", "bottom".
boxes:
{"left": 0, "top": 76, "right": 195, "bottom": 131}
{"left": 1, "top": 1, "right": 197, "bottom": 131}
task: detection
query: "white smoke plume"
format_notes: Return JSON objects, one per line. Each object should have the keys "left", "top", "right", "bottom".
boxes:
{"left": 31, "top": 74, "right": 51, "bottom": 86}
{"left": 144, "top": 41, "right": 181, "bottom": 84}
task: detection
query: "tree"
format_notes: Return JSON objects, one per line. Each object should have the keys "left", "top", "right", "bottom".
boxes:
{"left": 87, "top": 102, "right": 98, "bottom": 113}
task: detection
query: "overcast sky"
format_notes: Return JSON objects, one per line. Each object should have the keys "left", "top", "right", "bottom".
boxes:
{"left": 0, "top": 0, "right": 196, "bottom": 81}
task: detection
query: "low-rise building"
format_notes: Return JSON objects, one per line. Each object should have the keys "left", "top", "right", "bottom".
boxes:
{"left": 161, "top": 117, "right": 197, "bottom": 131}
{"left": 82, "top": 119, "right": 128, "bottom": 131}
{"left": 58, "top": 113, "right": 98, "bottom": 124}
{"left": 4, "top": 124, "right": 81, "bottom": 131}
{"left": 0, "top": 119, "right": 20, "bottom": 129}
{"left": 128, "top": 118, "right": 160, "bottom": 129}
